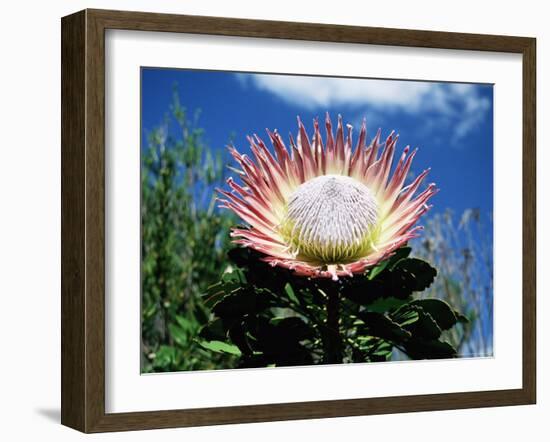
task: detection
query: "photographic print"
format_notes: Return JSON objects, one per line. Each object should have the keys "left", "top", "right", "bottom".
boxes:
{"left": 140, "top": 68, "right": 494, "bottom": 373}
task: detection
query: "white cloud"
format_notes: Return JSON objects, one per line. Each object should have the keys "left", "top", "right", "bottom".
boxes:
{"left": 237, "top": 74, "right": 491, "bottom": 143}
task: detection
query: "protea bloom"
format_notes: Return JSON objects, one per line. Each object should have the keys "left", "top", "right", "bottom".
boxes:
{"left": 218, "top": 114, "right": 437, "bottom": 280}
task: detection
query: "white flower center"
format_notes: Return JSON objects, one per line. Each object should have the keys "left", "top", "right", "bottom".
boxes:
{"left": 282, "top": 174, "right": 379, "bottom": 264}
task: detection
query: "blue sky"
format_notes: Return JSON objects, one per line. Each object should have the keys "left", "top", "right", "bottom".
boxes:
{"left": 141, "top": 68, "right": 493, "bottom": 221}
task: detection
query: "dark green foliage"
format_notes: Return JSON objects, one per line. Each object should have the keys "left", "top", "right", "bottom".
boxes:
{"left": 141, "top": 88, "right": 236, "bottom": 372}
{"left": 199, "top": 247, "right": 467, "bottom": 366}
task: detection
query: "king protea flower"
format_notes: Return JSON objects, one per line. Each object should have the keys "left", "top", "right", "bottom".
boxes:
{"left": 218, "top": 114, "right": 437, "bottom": 281}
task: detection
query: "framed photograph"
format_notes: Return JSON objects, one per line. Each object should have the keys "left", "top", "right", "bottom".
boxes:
{"left": 61, "top": 9, "right": 536, "bottom": 432}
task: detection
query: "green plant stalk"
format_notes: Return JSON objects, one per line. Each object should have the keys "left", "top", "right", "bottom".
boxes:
{"left": 324, "top": 286, "right": 343, "bottom": 364}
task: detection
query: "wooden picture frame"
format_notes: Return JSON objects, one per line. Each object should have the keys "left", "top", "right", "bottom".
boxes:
{"left": 61, "top": 8, "right": 536, "bottom": 433}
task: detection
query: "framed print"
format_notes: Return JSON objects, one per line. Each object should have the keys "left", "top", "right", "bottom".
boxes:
{"left": 61, "top": 9, "right": 536, "bottom": 433}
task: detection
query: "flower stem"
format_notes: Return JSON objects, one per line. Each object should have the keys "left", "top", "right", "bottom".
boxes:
{"left": 324, "top": 286, "right": 342, "bottom": 364}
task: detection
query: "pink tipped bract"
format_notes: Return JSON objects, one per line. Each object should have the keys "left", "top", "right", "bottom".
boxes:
{"left": 218, "top": 114, "right": 437, "bottom": 280}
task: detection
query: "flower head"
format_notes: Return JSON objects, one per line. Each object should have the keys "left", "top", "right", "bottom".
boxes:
{"left": 218, "top": 114, "right": 437, "bottom": 280}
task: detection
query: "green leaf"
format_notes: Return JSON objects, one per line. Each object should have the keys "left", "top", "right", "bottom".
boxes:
{"left": 284, "top": 283, "right": 300, "bottom": 305}
{"left": 203, "top": 269, "right": 247, "bottom": 308}
{"left": 227, "top": 247, "right": 296, "bottom": 294}
{"left": 394, "top": 258, "right": 437, "bottom": 292}
{"left": 212, "top": 287, "right": 270, "bottom": 318}
{"left": 199, "top": 340, "right": 242, "bottom": 356}
{"left": 365, "top": 296, "right": 409, "bottom": 314}
{"left": 388, "top": 246, "right": 412, "bottom": 270}
{"left": 153, "top": 345, "right": 177, "bottom": 368}
{"left": 237, "top": 316, "right": 314, "bottom": 367}
{"left": 175, "top": 315, "right": 194, "bottom": 333}
{"left": 343, "top": 255, "right": 437, "bottom": 306}
{"left": 416, "top": 311, "right": 442, "bottom": 339}
{"left": 222, "top": 267, "right": 246, "bottom": 284}
{"left": 367, "top": 259, "right": 390, "bottom": 280}
{"left": 403, "top": 338, "right": 457, "bottom": 359}
{"left": 198, "top": 317, "right": 230, "bottom": 341}
{"left": 402, "top": 307, "right": 442, "bottom": 340}
{"left": 227, "top": 322, "right": 252, "bottom": 355}
{"left": 351, "top": 336, "right": 393, "bottom": 362}
{"left": 202, "top": 282, "right": 230, "bottom": 309}
{"left": 142, "top": 303, "right": 157, "bottom": 319}
{"left": 168, "top": 323, "right": 188, "bottom": 347}
{"left": 410, "top": 299, "right": 458, "bottom": 331}
{"left": 357, "top": 312, "right": 412, "bottom": 343}
{"left": 364, "top": 246, "right": 411, "bottom": 280}
{"left": 391, "top": 306, "right": 420, "bottom": 327}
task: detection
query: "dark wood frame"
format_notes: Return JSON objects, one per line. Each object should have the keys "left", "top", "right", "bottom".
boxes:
{"left": 61, "top": 8, "right": 536, "bottom": 433}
